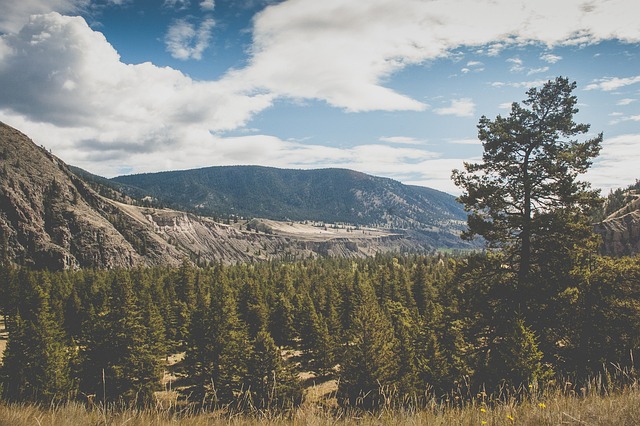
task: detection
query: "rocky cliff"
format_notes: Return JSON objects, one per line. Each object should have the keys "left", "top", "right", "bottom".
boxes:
{"left": 595, "top": 193, "right": 640, "bottom": 257}
{"left": 0, "top": 122, "right": 185, "bottom": 269}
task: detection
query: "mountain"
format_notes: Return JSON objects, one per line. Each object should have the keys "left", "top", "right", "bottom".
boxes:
{"left": 112, "top": 165, "right": 467, "bottom": 230}
{"left": 0, "top": 122, "right": 473, "bottom": 270}
{"left": 0, "top": 121, "right": 188, "bottom": 269}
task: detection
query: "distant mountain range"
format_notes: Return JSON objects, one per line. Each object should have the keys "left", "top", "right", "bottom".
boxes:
{"left": 111, "top": 166, "right": 466, "bottom": 229}
{"left": 0, "top": 122, "right": 476, "bottom": 270}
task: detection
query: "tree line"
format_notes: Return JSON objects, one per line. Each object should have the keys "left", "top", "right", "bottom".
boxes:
{"left": 1, "top": 250, "right": 639, "bottom": 410}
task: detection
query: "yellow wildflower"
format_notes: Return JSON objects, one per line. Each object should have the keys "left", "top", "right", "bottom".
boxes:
{"left": 538, "top": 402, "right": 546, "bottom": 409}
{"left": 480, "top": 407, "right": 486, "bottom": 413}
{"left": 507, "top": 414, "right": 515, "bottom": 422}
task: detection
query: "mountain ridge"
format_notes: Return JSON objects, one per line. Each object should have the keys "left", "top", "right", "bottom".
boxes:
{"left": 0, "top": 122, "right": 474, "bottom": 270}
{"left": 111, "top": 165, "right": 466, "bottom": 231}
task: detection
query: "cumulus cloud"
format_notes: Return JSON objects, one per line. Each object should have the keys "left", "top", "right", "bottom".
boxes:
{"left": 224, "top": 0, "right": 640, "bottom": 112}
{"left": 435, "top": 98, "right": 476, "bottom": 117}
{"left": 585, "top": 75, "right": 640, "bottom": 91}
{"left": 200, "top": 0, "right": 215, "bottom": 11}
{"left": 0, "top": 13, "right": 272, "bottom": 160}
{"left": 165, "top": 17, "right": 215, "bottom": 60}
{"left": 0, "top": 0, "right": 82, "bottom": 33}
{"left": 2, "top": 0, "right": 640, "bottom": 194}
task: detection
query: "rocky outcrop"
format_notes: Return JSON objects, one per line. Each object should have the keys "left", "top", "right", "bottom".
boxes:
{"left": 595, "top": 199, "right": 640, "bottom": 256}
{"left": 0, "top": 122, "right": 156, "bottom": 269}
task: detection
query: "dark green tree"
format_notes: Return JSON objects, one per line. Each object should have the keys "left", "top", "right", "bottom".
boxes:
{"left": 478, "top": 317, "right": 547, "bottom": 391}
{"left": 1, "top": 271, "right": 72, "bottom": 402}
{"left": 452, "top": 77, "right": 602, "bottom": 286}
{"left": 296, "top": 294, "right": 334, "bottom": 374}
{"left": 78, "top": 270, "right": 162, "bottom": 407}
{"left": 185, "top": 267, "right": 251, "bottom": 407}
{"left": 247, "top": 330, "right": 303, "bottom": 410}
{"left": 269, "top": 292, "right": 296, "bottom": 347}
{"left": 338, "top": 281, "right": 398, "bottom": 409}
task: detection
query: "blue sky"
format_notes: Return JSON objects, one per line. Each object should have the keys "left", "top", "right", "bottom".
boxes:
{"left": 0, "top": 0, "right": 639, "bottom": 195}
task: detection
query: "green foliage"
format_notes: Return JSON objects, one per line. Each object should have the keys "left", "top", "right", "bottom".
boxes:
{"left": 1, "top": 249, "right": 640, "bottom": 412}
{"left": 453, "top": 77, "right": 602, "bottom": 284}
{"left": 1, "top": 271, "right": 72, "bottom": 403}
{"left": 247, "top": 331, "right": 303, "bottom": 410}
{"left": 184, "top": 266, "right": 251, "bottom": 407}
{"left": 338, "top": 280, "right": 399, "bottom": 409}
{"left": 77, "top": 270, "right": 162, "bottom": 407}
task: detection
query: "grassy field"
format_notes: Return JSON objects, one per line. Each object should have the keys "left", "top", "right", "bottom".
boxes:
{"left": 1, "top": 384, "right": 640, "bottom": 425}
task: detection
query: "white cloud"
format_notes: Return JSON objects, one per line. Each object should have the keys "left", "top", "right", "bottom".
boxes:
{"left": 540, "top": 53, "right": 562, "bottom": 63}
{"left": 379, "top": 136, "right": 426, "bottom": 145}
{"left": 0, "top": 0, "right": 83, "bottom": 33}
{"left": 617, "top": 98, "right": 636, "bottom": 106}
{"left": 491, "top": 80, "right": 548, "bottom": 89}
{"left": 610, "top": 114, "right": 640, "bottom": 125}
{"left": 507, "top": 57, "right": 524, "bottom": 72}
{"left": 200, "top": 0, "right": 215, "bottom": 11}
{"left": 585, "top": 76, "right": 640, "bottom": 91}
{"left": 498, "top": 102, "right": 513, "bottom": 109}
{"left": 163, "top": 0, "right": 190, "bottom": 10}
{"left": 0, "top": 13, "right": 273, "bottom": 160}
{"left": 165, "top": 17, "right": 215, "bottom": 60}
{"left": 527, "top": 66, "right": 549, "bottom": 75}
{"left": 405, "top": 158, "right": 476, "bottom": 195}
{"left": 587, "top": 133, "right": 640, "bottom": 192}
{"left": 2, "top": 1, "right": 640, "bottom": 195}
{"left": 462, "top": 60, "right": 484, "bottom": 74}
{"left": 435, "top": 98, "right": 476, "bottom": 117}
{"left": 226, "top": 0, "right": 640, "bottom": 113}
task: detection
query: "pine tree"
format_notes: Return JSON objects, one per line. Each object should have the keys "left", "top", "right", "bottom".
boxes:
{"left": 338, "top": 281, "right": 398, "bottom": 409}
{"left": 78, "top": 270, "right": 162, "bottom": 407}
{"left": 452, "top": 77, "right": 602, "bottom": 287}
{"left": 269, "top": 292, "right": 296, "bottom": 347}
{"left": 296, "top": 295, "right": 334, "bottom": 374}
{"left": 247, "top": 331, "right": 303, "bottom": 410}
{"left": 1, "top": 271, "right": 72, "bottom": 403}
{"left": 479, "top": 317, "right": 547, "bottom": 391}
{"left": 186, "top": 266, "right": 251, "bottom": 407}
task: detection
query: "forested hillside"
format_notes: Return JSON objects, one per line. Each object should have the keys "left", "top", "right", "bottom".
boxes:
{"left": 112, "top": 166, "right": 466, "bottom": 230}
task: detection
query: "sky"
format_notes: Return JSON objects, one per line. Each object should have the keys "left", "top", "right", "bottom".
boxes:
{"left": 0, "top": 0, "right": 639, "bottom": 195}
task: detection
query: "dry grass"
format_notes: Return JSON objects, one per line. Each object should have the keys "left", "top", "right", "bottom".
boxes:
{"left": 0, "top": 316, "right": 7, "bottom": 361}
{"left": 2, "top": 385, "right": 640, "bottom": 426}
